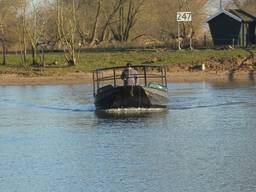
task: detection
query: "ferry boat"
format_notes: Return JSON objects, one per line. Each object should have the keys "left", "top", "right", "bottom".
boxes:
{"left": 92, "top": 65, "right": 169, "bottom": 111}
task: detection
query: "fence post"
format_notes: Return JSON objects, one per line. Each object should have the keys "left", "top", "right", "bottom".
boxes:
{"left": 190, "top": 37, "right": 193, "bottom": 50}
{"left": 93, "top": 72, "right": 95, "bottom": 97}
{"left": 204, "top": 35, "right": 207, "bottom": 48}
{"left": 96, "top": 70, "right": 99, "bottom": 91}
{"left": 144, "top": 66, "right": 147, "bottom": 87}
{"left": 177, "top": 21, "right": 181, "bottom": 50}
{"left": 113, "top": 68, "right": 116, "bottom": 87}
{"left": 164, "top": 67, "right": 167, "bottom": 87}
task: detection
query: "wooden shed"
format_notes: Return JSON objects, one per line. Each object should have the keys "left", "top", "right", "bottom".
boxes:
{"left": 206, "top": 9, "right": 256, "bottom": 47}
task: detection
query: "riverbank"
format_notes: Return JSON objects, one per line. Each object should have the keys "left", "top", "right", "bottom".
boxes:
{"left": 0, "top": 72, "right": 92, "bottom": 85}
{"left": 0, "top": 70, "right": 255, "bottom": 85}
{"left": 0, "top": 48, "right": 256, "bottom": 85}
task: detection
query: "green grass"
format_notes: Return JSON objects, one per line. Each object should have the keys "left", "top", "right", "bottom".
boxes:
{"left": 0, "top": 48, "right": 253, "bottom": 75}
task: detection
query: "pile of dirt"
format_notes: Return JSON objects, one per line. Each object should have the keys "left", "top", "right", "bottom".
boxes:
{"left": 166, "top": 55, "right": 256, "bottom": 73}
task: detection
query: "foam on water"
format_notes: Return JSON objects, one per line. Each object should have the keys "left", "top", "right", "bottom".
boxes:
{"left": 99, "top": 107, "right": 167, "bottom": 114}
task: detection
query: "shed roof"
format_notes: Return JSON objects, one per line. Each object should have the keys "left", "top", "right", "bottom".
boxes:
{"left": 206, "top": 8, "right": 256, "bottom": 23}
{"left": 206, "top": 9, "right": 242, "bottom": 23}
{"left": 228, "top": 9, "right": 256, "bottom": 22}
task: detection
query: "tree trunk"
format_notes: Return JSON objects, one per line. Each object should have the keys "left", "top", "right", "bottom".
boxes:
{"left": 2, "top": 41, "right": 7, "bottom": 65}
{"left": 31, "top": 45, "right": 37, "bottom": 65}
{"left": 98, "top": 0, "right": 124, "bottom": 43}
{"left": 110, "top": 0, "right": 144, "bottom": 42}
{"left": 0, "top": 22, "right": 7, "bottom": 65}
{"left": 90, "top": 0, "right": 101, "bottom": 46}
{"left": 56, "top": 0, "right": 78, "bottom": 66}
{"left": 40, "top": 47, "right": 45, "bottom": 67}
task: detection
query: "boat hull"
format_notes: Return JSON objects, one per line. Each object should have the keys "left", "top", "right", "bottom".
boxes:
{"left": 95, "top": 85, "right": 169, "bottom": 110}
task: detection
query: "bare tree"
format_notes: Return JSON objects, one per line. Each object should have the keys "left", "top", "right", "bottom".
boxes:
{"left": 90, "top": 0, "right": 102, "bottom": 46}
{"left": 178, "top": 0, "right": 194, "bottom": 49}
{"left": 25, "top": 2, "right": 48, "bottom": 66}
{"left": 40, "top": 1, "right": 59, "bottom": 51}
{"left": 232, "top": 0, "right": 256, "bottom": 13}
{"left": 0, "top": 11, "right": 8, "bottom": 65}
{"left": 56, "top": 0, "right": 78, "bottom": 65}
{"left": 18, "top": 0, "right": 29, "bottom": 69}
{"left": 76, "top": 0, "right": 126, "bottom": 46}
{"left": 0, "top": 0, "right": 19, "bottom": 65}
{"left": 76, "top": 0, "right": 102, "bottom": 46}
{"left": 0, "top": 0, "right": 212, "bottom": 53}
{"left": 110, "top": 0, "right": 145, "bottom": 42}
{"left": 98, "top": 0, "right": 125, "bottom": 43}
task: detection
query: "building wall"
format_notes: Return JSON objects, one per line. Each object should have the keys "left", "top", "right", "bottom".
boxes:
{"left": 208, "top": 13, "right": 241, "bottom": 45}
{"left": 240, "top": 22, "right": 248, "bottom": 47}
{"left": 247, "top": 22, "right": 256, "bottom": 45}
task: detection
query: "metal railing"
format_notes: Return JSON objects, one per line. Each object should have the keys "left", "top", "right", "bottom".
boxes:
{"left": 92, "top": 65, "right": 167, "bottom": 97}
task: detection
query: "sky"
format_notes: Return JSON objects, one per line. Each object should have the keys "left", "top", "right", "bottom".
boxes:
{"left": 205, "top": 0, "right": 233, "bottom": 15}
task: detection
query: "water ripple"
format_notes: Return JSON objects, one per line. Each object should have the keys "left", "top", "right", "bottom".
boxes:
{"left": 0, "top": 98, "right": 95, "bottom": 112}
{"left": 169, "top": 101, "right": 253, "bottom": 111}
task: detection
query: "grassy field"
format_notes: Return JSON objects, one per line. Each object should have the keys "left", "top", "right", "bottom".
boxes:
{"left": 0, "top": 48, "right": 255, "bottom": 75}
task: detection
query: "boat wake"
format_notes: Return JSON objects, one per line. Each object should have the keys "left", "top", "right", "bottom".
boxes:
{"left": 95, "top": 107, "right": 168, "bottom": 118}
{"left": 169, "top": 101, "right": 253, "bottom": 111}
{"left": 100, "top": 107, "right": 167, "bottom": 114}
{"left": 33, "top": 104, "right": 95, "bottom": 112}
{"left": 0, "top": 98, "right": 95, "bottom": 112}
{"left": 2, "top": 98, "right": 255, "bottom": 115}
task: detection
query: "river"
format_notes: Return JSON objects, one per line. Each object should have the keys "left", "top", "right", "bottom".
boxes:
{"left": 0, "top": 82, "right": 256, "bottom": 192}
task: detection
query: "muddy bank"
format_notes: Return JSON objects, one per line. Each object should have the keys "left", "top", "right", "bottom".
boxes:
{"left": 1, "top": 55, "right": 256, "bottom": 85}
{"left": 0, "top": 70, "right": 256, "bottom": 86}
{"left": 0, "top": 72, "right": 92, "bottom": 85}
{"left": 166, "top": 53, "right": 256, "bottom": 73}
{"left": 168, "top": 71, "right": 256, "bottom": 82}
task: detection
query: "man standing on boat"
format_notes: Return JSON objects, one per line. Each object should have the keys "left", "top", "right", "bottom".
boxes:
{"left": 121, "top": 63, "right": 138, "bottom": 86}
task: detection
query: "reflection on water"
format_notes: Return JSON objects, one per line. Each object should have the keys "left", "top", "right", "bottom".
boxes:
{"left": 0, "top": 82, "right": 256, "bottom": 192}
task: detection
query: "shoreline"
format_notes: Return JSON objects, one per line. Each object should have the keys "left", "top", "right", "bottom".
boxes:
{"left": 0, "top": 70, "right": 255, "bottom": 86}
